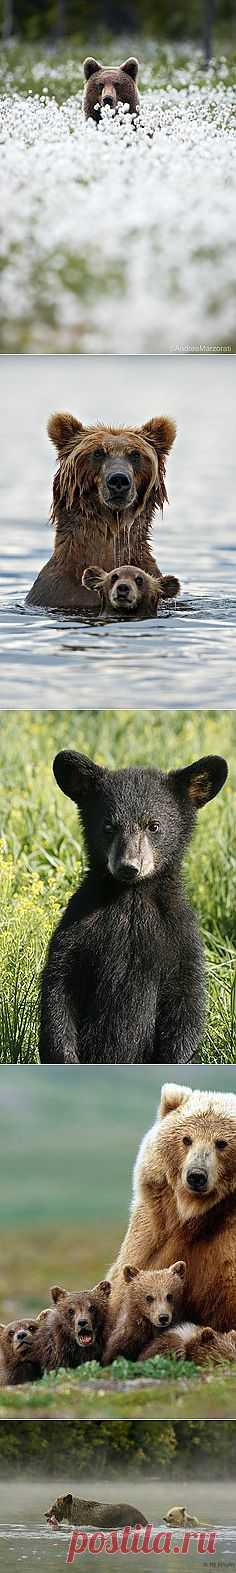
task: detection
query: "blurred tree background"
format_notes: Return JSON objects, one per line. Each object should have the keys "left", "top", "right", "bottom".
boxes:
{"left": 1, "top": 0, "right": 236, "bottom": 47}
{"left": 0, "top": 1420, "right": 236, "bottom": 1473}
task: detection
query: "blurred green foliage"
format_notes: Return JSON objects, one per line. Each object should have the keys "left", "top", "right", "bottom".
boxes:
{"left": 0, "top": 1418, "right": 236, "bottom": 1470}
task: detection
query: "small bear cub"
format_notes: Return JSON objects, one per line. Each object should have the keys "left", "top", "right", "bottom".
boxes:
{"left": 0, "top": 1318, "right": 45, "bottom": 1386}
{"left": 103, "top": 1262, "right": 186, "bottom": 1364}
{"left": 82, "top": 564, "right": 180, "bottom": 619}
{"left": 45, "top": 1282, "right": 112, "bottom": 1370}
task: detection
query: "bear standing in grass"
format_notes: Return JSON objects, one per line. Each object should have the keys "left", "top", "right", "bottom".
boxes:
{"left": 39, "top": 749, "right": 227, "bottom": 1065}
{"left": 109, "top": 1083, "right": 236, "bottom": 1333}
{"left": 26, "top": 412, "right": 177, "bottom": 613}
{"left": 83, "top": 58, "right": 140, "bottom": 122}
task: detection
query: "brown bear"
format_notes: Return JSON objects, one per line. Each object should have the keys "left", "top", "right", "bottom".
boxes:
{"left": 82, "top": 564, "right": 180, "bottom": 620}
{"left": 26, "top": 412, "right": 176, "bottom": 612}
{"left": 102, "top": 1261, "right": 186, "bottom": 1364}
{"left": 108, "top": 1083, "right": 236, "bottom": 1336}
{"left": 83, "top": 59, "right": 140, "bottom": 122}
{"left": 0, "top": 1317, "right": 45, "bottom": 1385}
{"left": 141, "top": 1319, "right": 236, "bottom": 1366}
{"left": 42, "top": 1282, "right": 112, "bottom": 1370}
{"left": 165, "top": 1508, "right": 202, "bottom": 1528}
{"left": 46, "top": 1493, "right": 148, "bottom": 1528}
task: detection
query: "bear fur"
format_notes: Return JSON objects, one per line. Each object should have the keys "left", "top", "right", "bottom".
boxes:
{"left": 83, "top": 58, "right": 140, "bottom": 122}
{"left": 26, "top": 412, "right": 176, "bottom": 612}
{"left": 0, "top": 1317, "right": 45, "bottom": 1386}
{"left": 109, "top": 1083, "right": 236, "bottom": 1334}
{"left": 82, "top": 564, "right": 180, "bottom": 620}
{"left": 102, "top": 1260, "right": 186, "bottom": 1363}
{"left": 41, "top": 1282, "right": 112, "bottom": 1371}
{"left": 46, "top": 1493, "right": 148, "bottom": 1528}
{"left": 165, "top": 1508, "right": 202, "bottom": 1528}
{"left": 39, "top": 750, "right": 227, "bottom": 1065}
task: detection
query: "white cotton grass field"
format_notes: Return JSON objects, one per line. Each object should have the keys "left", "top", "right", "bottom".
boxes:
{"left": 0, "top": 41, "right": 236, "bottom": 353}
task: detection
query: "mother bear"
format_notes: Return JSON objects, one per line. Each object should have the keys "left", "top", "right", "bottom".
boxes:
{"left": 109, "top": 1083, "right": 236, "bottom": 1332}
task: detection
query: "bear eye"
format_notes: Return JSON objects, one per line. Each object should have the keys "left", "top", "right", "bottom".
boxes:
{"left": 104, "top": 820, "right": 117, "bottom": 836}
{"left": 183, "top": 1136, "right": 192, "bottom": 1147}
{"left": 128, "top": 450, "right": 141, "bottom": 467}
{"left": 111, "top": 573, "right": 118, "bottom": 586}
{"left": 135, "top": 574, "right": 143, "bottom": 588}
{"left": 215, "top": 1139, "right": 227, "bottom": 1150}
{"left": 166, "top": 1293, "right": 173, "bottom": 1305}
{"left": 146, "top": 819, "right": 159, "bottom": 833}
{"left": 145, "top": 1294, "right": 154, "bottom": 1305}
{"left": 93, "top": 447, "right": 103, "bottom": 462}
{"left": 68, "top": 1307, "right": 75, "bottom": 1319}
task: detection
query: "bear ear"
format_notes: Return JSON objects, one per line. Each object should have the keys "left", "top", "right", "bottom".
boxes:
{"left": 160, "top": 575, "right": 180, "bottom": 601}
{"left": 37, "top": 1308, "right": 50, "bottom": 1322}
{"left": 123, "top": 1265, "right": 139, "bottom": 1283}
{"left": 50, "top": 1286, "right": 67, "bottom": 1305}
{"left": 121, "top": 57, "right": 139, "bottom": 82}
{"left": 83, "top": 58, "right": 102, "bottom": 80}
{"left": 53, "top": 749, "right": 104, "bottom": 804}
{"left": 168, "top": 755, "right": 228, "bottom": 809}
{"left": 82, "top": 567, "right": 107, "bottom": 592}
{"left": 94, "top": 1279, "right": 111, "bottom": 1299}
{"left": 171, "top": 1261, "right": 186, "bottom": 1282}
{"left": 159, "top": 1084, "right": 191, "bottom": 1120}
{"left": 139, "top": 417, "right": 176, "bottom": 456}
{"left": 47, "top": 412, "right": 84, "bottom": 454}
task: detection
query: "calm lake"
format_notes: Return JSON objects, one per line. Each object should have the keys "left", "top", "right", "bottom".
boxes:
{"left": 0, "top": 357, "right": 235, "bottom": 708}
{"left": 0, "top": 1479, "right": 236, "bottom": 1571}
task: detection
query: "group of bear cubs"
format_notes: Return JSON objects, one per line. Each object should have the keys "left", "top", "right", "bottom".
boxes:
{"left": 1, "top": 1083, "right": 236, "bottom": 1386}
{"left": 27, "top": 411, "right": 180, "bottom": 620}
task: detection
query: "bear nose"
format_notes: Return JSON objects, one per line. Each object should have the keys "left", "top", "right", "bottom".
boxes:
{"left": 158, "top": 1314, "right": 170, "bottom": 1327}
{"left": 116, "top": 584, "right": 129, "bottom": 599}
{"left": 107, "top": 471, "right": 130, "bottom": 494}
{"left": 16, "top": 1329, "right": 28, "bottom": 1343}
{"left": 187, "top": 1167, "right": 208, "bottom": 1192}
{"left": 117, "top": 861, "right": 139, "bottom": 882}
{"left": 103, "top": 94, "right": 114, "bottom": 107}
{"left": 78, "top": 1317, "right": 90, "bottom": 1330}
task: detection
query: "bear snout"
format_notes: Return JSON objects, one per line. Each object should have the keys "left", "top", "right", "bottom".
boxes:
{"left": 186, "top": 1166, "right": 209, "bottom": 1193}
{"left": 101, "top": 84, "right": 117, "bottom": 109}
{"left": 75, "top": 1314, "right": 94, "bottom": 1347}
{"left": 157, "top": 1312, "right": 172, "bottom": 1328}
{"left": 13, "top": 1327, "right": 31, "bottom": 1347}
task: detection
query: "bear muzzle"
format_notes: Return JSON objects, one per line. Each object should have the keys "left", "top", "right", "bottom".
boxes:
{"left": 100, "top": 456, "right": 137, "bottom": 512}
{"left": 186, "top": 1166, "right": 209, "bottom": 1193}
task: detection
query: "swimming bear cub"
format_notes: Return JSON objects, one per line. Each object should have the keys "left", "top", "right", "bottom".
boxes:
{"left": 39, "top": 749, "right": 227, "bottom": 1065}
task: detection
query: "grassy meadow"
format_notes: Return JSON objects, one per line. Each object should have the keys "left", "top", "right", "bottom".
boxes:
{"left": 0, "top": 708, "right": 235, "bottom": 1063}
{"left": 0, "top": 1063, "right": 236, "bottom": 1419}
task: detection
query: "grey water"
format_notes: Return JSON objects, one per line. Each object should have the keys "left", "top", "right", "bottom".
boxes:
{"left": 0, "top": 356, "right": 235, "bottom": 709}
{"left": 0, "top": 1479, "right": 236, "bottom": 1570}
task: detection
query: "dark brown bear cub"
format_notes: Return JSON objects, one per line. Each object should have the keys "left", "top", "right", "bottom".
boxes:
{"left": 26, "top": 411, "right": 176, "bottom": 612}
{"left": 39, "top": 749, "right": 227, "bottom": 1066}
{"left": 103, "top": 1262, "right": 186, "bottom": 1363}
{"left": 42, "top": 1282, "right": 111, "bottom": 1370}
{"left": 83, "top": 564, "right": 180, "bottom": 619}
{"left": 0, "top": 1319, "right": 45, "bottom": 1385}
{"left": 83, "top": 59, "right": 140, "bottom": 122}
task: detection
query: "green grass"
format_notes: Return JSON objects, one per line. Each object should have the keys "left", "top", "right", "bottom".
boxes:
{"left": 1, "top": 1356, "right": 236, "bottom": 1421}
{"left": 1, "top": 39, "right": 236, "bottom": 101}
{"left": 0, "top": 708, "right": 235, "bottom": 1063}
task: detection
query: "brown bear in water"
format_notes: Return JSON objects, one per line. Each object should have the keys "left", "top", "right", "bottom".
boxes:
{"left": 42, "top": 1282, "right": 112, "bottom": 1370}
{"left": 26, "top": 412, "right": 176, "bottom": 612}
{"left": 82, "top": 564, "right": 180, "bottom": 619}
{"left": 46, "top": 1493, "right": 148, "bottom": 1528}
{"left": 109, "top": 1083, "right": 236, "bottom": 1336}
{"left": 103, "top": 1261, "right": 186, "bottom": 1364}
{"left": 83, "top": 59, "right": 140, "bottom": 122}
{"left": 165, "top": 1508, "right": 202, "bottom": 1528}
{"left": 0, "top": 1318, "right": 45, "bottom": 1385}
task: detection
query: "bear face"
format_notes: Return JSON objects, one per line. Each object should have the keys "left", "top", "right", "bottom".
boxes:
{"left": 50, "top": 1281, "right": 111, "bottom": 1362}
{"left": 123, "top": 1261, "right": 186, "bottom": 1330}
{"left": 82, "top": 564, "right": 180, "bottom": 618}
{"left": 156, "top": 1084, "right": 236, "bottom": 1224}
{"left": 46, "top": 1493, "right": 73, "bottom": 1524}
{"left": 83, "top": 58, "right": 140, "bottom": 122}
{"left": 53, "top": 749, "right": 227, "bottom": 888}
{"left": 0, "top": 1318, "right": 43, "bottom": 1384}
{"left": 49, "top": 412, "right": 176, "bottom": 543}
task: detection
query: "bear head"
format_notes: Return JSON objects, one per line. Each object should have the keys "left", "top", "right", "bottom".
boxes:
{"left": 82, "top": 564, "right": 180, "bottom": 616}
{"left": 123, "top": 1261, "right": 186, "bottom": 1329}
{"left": 50, "top": 1281, "right": 111, "bottom": 1355}
{"left": 0, "top": 1317, "right": 40, "bottom": 1363}
{"left": 155, "top": 1083, "right": 236, "bottom": 1223}
{"left": 83, "top": 58, "right": 140, "bottom": 122}
{"left": 46, "top": 1493, "right": 73, "bottom": 1523}
{"left": 48, "top": 411, "right": 177, "bottom": 555}
{"left": 52, "top": 749, "right": 227, "bottom": 886}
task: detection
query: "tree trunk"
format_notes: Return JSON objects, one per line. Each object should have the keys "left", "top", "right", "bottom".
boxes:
{"left": 2, "top": 0, "right": 13, "bottom": 43}
{"left": 203, "top": 0, "right": 215, "bottom": 66}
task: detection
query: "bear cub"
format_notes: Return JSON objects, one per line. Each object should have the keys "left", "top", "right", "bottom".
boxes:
{"left": 0, "top": 1318, "right": 45, "bottom": 1386}
{"left": 103, "top": 1262, "right": 186, "bottom": 1364}
{"left": 39, "top": 749, "right": 227, "bottom": 1066}
{"left": 83, "top": 58, "right": 140, "bottom": 122}
{"left": 43, "top": 1282, "right": 112, "bottom": 1370}
{"left": 82, "top": 565, "right": 180, "bottom": 619}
